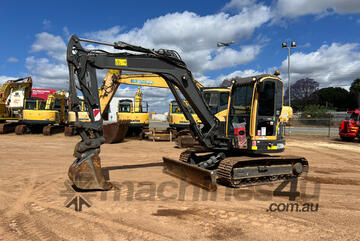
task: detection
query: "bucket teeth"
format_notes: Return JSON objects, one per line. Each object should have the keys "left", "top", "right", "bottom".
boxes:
{"left": 68, "top": 153, "right": 112, "bottom": 190}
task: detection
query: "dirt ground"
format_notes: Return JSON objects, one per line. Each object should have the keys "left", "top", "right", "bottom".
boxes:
{"left": 0, "top": 133, "right": 359, "bottom": 241}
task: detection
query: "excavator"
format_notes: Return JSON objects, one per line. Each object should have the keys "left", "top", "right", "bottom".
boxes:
{"left": 117, "top": 87, "right": 150, "bottom": 137}
{"left": 174, "top": 87, "right": 231, "bottom": 147}
{"left": 66, "top": 35, "right": 309, "bottom": 191}
{"left": 15, "top": 90, "right": 67, "bottom": 135}
{"left": 99, "top": 70, "right": 230, "bottom": 140}
{"left": 0, "top": 77, "right": 32, "bottom": 133}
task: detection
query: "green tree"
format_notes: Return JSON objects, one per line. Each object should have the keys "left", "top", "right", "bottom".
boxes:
{"left": 313, "top": 87, "right": 350, "bottom": 111}
{"left": 350, "top": 78, "right": 360, "bottom": 109}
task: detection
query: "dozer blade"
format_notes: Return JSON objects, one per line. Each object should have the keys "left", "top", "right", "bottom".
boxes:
{"left": 163, "top": 157, "right": 217, "bottom": 191}
{"left": 68, "top": 153, "right": 112, "bottom": 190}
{"left": 103, "top": 120, "right": 130, "bottom": 144}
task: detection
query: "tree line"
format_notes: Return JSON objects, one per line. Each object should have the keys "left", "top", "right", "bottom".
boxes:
{"left": 221, "top": 76, "right": 360, "bottom": 112}
{"left": 284, "top": 78, "right": 360, "bottom": 112}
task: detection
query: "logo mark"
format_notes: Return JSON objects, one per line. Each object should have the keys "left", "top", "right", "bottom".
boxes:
{"left": 60, "top": 181, "right": 94, "bottom": 212}
{"left": 115, "top": 59, "right": 127, "bottom": 66}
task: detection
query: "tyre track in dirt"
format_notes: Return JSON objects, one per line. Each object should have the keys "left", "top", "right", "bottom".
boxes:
{"left": 0, "top": 190, "right": 173, "bottom": 241}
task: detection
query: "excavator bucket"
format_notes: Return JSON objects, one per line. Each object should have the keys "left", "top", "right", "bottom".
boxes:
{"left": 68, "top": 153, "right": 112, "bottom": 190}
{"left": 162, "top": 157, "right": 217, "bottom": 191}
{"left": 103, "top": 120, "right": 130, "bottom": 144}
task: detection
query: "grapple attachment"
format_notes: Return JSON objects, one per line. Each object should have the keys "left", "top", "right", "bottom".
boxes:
{"left": 68, "top": 153, "right": 112, "bottom": 190}
{"left": 163, "top": 157, "right": 217, "bottom": 191}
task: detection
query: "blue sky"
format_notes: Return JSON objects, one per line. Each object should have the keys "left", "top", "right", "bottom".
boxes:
{"left": 1, "top": 0, "right": 360, "bottom": 112}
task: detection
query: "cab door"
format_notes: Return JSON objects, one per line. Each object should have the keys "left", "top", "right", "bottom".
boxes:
{"left": 255, "top": 78, "right": 283, "bottom": 139}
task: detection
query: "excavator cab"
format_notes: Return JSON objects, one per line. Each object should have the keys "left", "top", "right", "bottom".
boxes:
{"left": 24, "top": 98, "right": 46, "bottom": 110}
{"left": 169, "top": 100, "right": 200, "bottom": 130}
{"left": 227, "top": 76, "right": 284, "bottom": 153}
{"left": 117, "top": 97, "right": 149, "bottom": 136}
{"left": 202, "top": 88, "right": 230, "bottom": 115}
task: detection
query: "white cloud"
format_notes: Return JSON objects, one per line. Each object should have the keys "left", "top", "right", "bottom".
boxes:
{"left": 276, "top": 0, "right": 360, "bottom": 18}
{"left": 201, "top": 45, "right": 261, "bottom": 71}
{"left": 193, "top": 69, "right": 265, "bottom": 87}
{"left": 223, "top": 0, "right": 258, "bottom": 11}
{"left": 280, "top": 43, "right": 360, "bottom": 87}
{"left": 24, "top": 5, "right": 272, "bottom": 98}
{"left": 217, "top": 69, "right": 264, "bottom": 81}
{"left": 85, "top": 9, "right": 271, "bottom": 74}
{"left": 25, "top": 56, "right": 68, "bottom": 89}
{"left": 0, "top": 75, "right": 17, "bottom": 85}
{"left": 30, "top": 32, "right": 66, "bottom": 62}
{"left": 7, "top": 57, "right": 18, "bottom": 63}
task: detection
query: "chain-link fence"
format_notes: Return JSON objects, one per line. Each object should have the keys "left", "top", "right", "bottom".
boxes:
{"left": 284, "top": 112, "right": 347, "bottom": 137}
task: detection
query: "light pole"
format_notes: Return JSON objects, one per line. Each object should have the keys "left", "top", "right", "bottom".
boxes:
{"left": 282, "top": 41, "right": 296, "bottom": 106}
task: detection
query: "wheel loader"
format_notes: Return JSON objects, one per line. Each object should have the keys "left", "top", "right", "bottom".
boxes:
{"left": 0, "top": 77, "right": 32, "bottom": 133}
{"left": 66, "top": 35, "right": 309, "bottom": 191}
{"left": 15, "top": 90, "right": 67, "bottom": 135}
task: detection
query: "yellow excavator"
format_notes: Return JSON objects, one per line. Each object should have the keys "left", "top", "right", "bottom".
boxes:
{"left": 15, "top": 90, "right": 67, "bottom": 135}
{"left": 100, "top": 70, "right": 230, "bottom": 140}
{"left": 98, "top": 70, "right": 199, "bottom": 138}
{"left": 0, "top": 77, "right": 32, "bottom": 133}
{"left": 168, "top": 100, "right": 201, "bottom": 130}
{"left": 65, "top": 100, "right": 91, "bottom": 136}
{"left": 117, "top": 87, "right": 150, "bottom": 137}
{"left": 174, "top": 87, "right": 231, "bottom": 147}
{"left": 66, "top": 35, "right": 309, "bottom": 191}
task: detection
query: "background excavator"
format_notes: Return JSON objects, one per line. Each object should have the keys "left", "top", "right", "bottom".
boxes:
{"left": 117, "top": 87, "right": 150, "bottom": 137}
{"left": 0, "top": 77, "right": 32, "bottom": 133}
{"left": 15, "top": 90, "right": 68, "bottom": 135}
{"left": 174, "top": 87, "right": 231, "bottom": 147}
{"left": 66, "top": 35, "right": 309, "bottom": 191}
{"left": 99, "top": 69, "right": 231, "bottom": 142}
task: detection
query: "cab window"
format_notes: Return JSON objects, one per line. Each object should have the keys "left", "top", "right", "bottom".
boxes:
{"left": 257, "top": 81, "right": 275, "bottom": 116}
{"left": 25, "top": 100, "right": 37, "bottom": 110}
{"left": 119, "top": 102, "right": 131, "bottom": 112}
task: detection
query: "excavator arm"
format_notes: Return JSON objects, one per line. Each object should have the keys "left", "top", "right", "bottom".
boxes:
{"left": 66, "top": 35, "right": 227, "bottom": 190}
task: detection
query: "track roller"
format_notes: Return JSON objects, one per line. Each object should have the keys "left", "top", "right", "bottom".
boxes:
{"left": 15, "top": 124, "right": 30, "bottom": 135}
